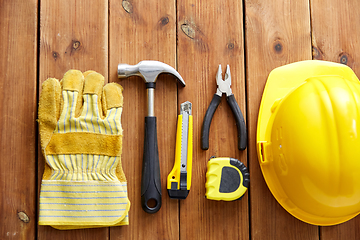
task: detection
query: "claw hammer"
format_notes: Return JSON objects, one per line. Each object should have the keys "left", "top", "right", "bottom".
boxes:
{"left": 118, "top": 60, "right": 185, "bottom": 213}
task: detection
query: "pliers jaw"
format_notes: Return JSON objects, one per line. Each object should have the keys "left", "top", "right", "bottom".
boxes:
{"left": 216, "top": 65, "right": 232, "bottom": 97}
{"left": 201, "top": 64, "right": 247, "bottom": 151}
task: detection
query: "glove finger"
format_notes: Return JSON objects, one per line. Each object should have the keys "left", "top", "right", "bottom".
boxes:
{"left": 83, "top": 70, "right": 96, "bottom": 78}
{"left": 60, "top": 70, "right": 84, "bottom": 118}
{"left": 61, "top": 69, "right": 84, "bottom": 92}
{"left": 102, "top": 83, "right": 124, "bottom": 112}
{"left": 82, "top": 72, "right": 105, "bottom": 118}
{"left": 38, "top": 78, "right": 61, "bottom": 151}
{"left": 102, "top": 83, "right": 123, "bottom": 135}
{"left": 102, "top": 83, "right": 125, "bottom": 182}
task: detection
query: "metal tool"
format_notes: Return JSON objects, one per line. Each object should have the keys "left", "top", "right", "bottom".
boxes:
{"left": 205, "top": 157, "right": 249, "bottom": 201}
{"left": 167, "top": 101, "right": 193, "bottom": 199}
{"left": 118, "top": 60, "right": 185, "bottom": 213}
{"left": 201, "top": 65, "right": 247, "bottom": 150}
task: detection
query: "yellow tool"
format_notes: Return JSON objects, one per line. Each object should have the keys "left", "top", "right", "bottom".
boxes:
{"left": 167, "top": 101, "right": 193, "bottom": 199}
{"left": 206, "top": 157, "right": 249, "bottom": 201}
{"left": 257, "top": 60, "right": 360, "bottom": 226}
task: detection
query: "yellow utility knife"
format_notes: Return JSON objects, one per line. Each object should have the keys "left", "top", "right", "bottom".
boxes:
{"left": 167, "top": 101, "right": 193, "bottom": 199}
{"left": 206, "top": 157, "right": 249, "bottom": 201}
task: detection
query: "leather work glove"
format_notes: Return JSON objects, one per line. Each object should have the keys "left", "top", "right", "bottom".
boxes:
{"left": 38, "top": 70, "right": 130, "bottom": 229}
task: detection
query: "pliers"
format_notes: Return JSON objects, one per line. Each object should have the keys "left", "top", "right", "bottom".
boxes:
{"left": 201, "top": 65, "right": 247, "bottom": 150}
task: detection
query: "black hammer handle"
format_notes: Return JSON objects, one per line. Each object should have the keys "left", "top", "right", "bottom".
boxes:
{"left": 201, "top": 94, "right": 222, "bottom": 150}
{"left": 227, "top": 94, "right": 247, "bottom": 150}
{"left": 141, "top": 116, "right": 162, "bottom": 213}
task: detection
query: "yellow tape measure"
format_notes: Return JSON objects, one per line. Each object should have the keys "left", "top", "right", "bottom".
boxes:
{"left": 205, "top": 157, "right": 249, "bottom": 201}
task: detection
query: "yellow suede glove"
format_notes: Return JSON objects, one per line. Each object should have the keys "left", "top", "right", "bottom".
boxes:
{"left": 38, "top": 70, "right": 130, "bottom": 229}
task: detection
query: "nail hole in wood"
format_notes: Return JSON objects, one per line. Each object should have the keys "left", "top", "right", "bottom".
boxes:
{"left": 73, "top": 41, "right": 80, "bottom": 50}
{"left": 52, "top": 51, "right": 59, "bottom": 60}
{"left": 340, "top": 54, "right": 348, "bottom": 65}
{"left": 274, "top": 43, "right": 282, "bottom": 53}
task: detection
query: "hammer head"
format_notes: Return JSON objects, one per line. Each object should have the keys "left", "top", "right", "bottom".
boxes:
{"left": 118, "top": 60, "right": 185, "bottom": 87}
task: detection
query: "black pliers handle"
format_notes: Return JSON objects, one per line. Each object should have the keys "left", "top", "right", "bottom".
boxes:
{"left": 201, "top": 65, "right": 247, "bottom": 151}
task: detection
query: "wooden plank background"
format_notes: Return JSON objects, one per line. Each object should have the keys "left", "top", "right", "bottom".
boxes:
{"left": 1, "top": 0, "right": 360, "bottom": 239}
{"left": 109, "top": 0, "right": 179, "bottom": 239}
{"left": 38, "top": 0, "right": 109, "bottom": 239}
{"left": 0, "top": 1, "right": 37, "bottom": 239}
{"left": 245, "top": 0, "right": 318, "bottom": 239}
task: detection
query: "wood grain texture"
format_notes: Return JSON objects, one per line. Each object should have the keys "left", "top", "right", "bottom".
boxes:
{"left": 39, "top": 0, "right": 109, "bottom": 79}
{"left": 2, "top": 0, "right": 360, "bottom": 239}
{"left": 245, "top": 0, "right": 319, "bottom": 239}
{"left": 177, "top": 0, "right": 249, "bottom": 239}
{"left": 311, "top": 0, "right": 360, "bottom": 72}
{"left": 0, "top": 1, "right": 38, "bottom": 239}
{"left": 311, "top": 0, "right": 360, "bottom": 238}
{"left": 38, "top": 0, "right": 109, "bottom": 239}
{"left": 109, "top": 0, "right": 179, "bottom": 239}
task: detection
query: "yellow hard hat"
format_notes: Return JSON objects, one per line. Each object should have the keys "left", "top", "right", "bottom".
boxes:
{"left": 257, "top": 60, "right": 360, "bottom": 226}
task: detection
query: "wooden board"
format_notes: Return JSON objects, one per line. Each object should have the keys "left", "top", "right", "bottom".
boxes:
{"left": 311, "top": 0, "right": 360, "bottom": 239}
{"left": 38, "top": 0, "right": 109, "bottom": 239}
{"left": 311, "top": 0, "right": 360, "bottom": 73}
{"left": 0, "top": 1, "right": 38, "bottom": 239}
{"left": 2, "top": 0, "right": 360, "bottom": 239}
{"left": 245, "top": 0, "right": 320, "bottom": 239}
{"left": 109, "top": 0, "right": 179, "bottom": 239}
{"left": 177, "top": 0, "right": 249, "bottom": 239}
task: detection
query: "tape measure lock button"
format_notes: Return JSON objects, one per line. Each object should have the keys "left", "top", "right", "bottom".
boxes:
{"left": 205, "top": 157, "right": 249, "bottom": 201}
